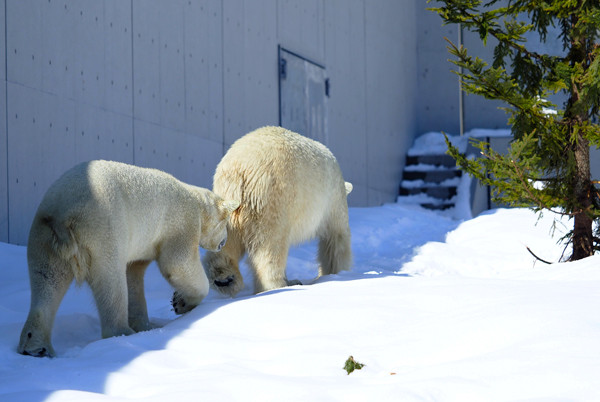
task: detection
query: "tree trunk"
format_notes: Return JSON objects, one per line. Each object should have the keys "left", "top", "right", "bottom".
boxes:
{"left": 571, "top": 134, "right": 594, "bottom": 260}
{"left": 568, "top": 11, "right": 594, "bottom": 261}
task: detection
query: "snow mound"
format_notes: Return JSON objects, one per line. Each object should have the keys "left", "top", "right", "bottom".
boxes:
{"left": 1, "top": 205, "right": 599, "bottom": 401}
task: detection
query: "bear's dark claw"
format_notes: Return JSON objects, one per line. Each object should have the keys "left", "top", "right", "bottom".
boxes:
{"left": 214, "top": 276, "right": 234, "bottom": 287}
{"left": 21, "top": 347, "right": 51, "bottom": 358}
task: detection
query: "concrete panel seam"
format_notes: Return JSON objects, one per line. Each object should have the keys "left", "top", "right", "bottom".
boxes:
{"left": 362, "top": 0, "right": 369, "bottom": 204}
{"left": 182, "top": 3, "right": 186, "bottom": 142}
{"left": 130, "top": 0, "right": 136, "bottom": 165}
{"left": 3, "top": 0, "right": 5, "bottom": 83}
{"left": 220, "top": 0, "right": 225, "bottom": 156}
{"left": 4, "top": 0, "right": 8, "bottom": 242}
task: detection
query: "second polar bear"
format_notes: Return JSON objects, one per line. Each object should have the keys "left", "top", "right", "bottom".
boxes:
{"left": 18, "top": 160, "right": 239, "bottom": 357}
{"left": 204, "top": 126, "right": 353, "bottom": 296}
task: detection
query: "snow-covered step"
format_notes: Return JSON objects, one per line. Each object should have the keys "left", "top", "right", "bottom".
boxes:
{"left": 398, "top": 148, "right": 462, "bottom": 211}
{"left": 403, "top": 163, "right": 456, "bottom": 172}
{"left": 401, "top": 177, "right": 461, "bottom": 188}
{"left": 399, "top": 185, "right": 457, "bottom": 200}
{"left": 395, "top": 192, "right": 457, "bottom": 210}
{"left": 420, "top": 201, "right": 456, "bottom": 210}
{"left": 402, "top": 168, "right": 461, "bottom": 184}
{"left": 406, "top": 154, "right": 456, "bottom": 168}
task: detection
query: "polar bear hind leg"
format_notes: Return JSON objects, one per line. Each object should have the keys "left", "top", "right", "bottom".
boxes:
{"left": 318, "top": 207, "right": 352, "bottom": 276}
{"left": 127, "top": 260, "right": 152, "bottom": 332}
{"left": 18, "top": 255, "right": 74, "bottom": 358}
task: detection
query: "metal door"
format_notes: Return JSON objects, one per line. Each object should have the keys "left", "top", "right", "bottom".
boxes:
{"left": 278, "top": 47, "right": 329, "bottom": 145}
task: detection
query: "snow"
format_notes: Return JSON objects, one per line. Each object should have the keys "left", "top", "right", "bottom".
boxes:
{"left": 1, "top": 201, "right": 600, "bottom": 400}
{"left": 402, "top": 178, "right": 461, "bottom": 188}
{"left": 407, "top": 132, "right": 469, "bottom": 156}
{"left": 403, "top": 163, "right": 457, "bottom": 172}
{"left": 407, "top": 129, "right": 512, "bottom": 157}
{"left": 465, "top": 128, "right": 512, "bottom": 138}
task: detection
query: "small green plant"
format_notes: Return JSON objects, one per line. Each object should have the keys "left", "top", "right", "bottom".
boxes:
{"left": 343, "top": 356, "right": 365, "bottom": 375}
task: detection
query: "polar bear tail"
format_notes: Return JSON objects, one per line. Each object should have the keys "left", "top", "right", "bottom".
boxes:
{"left": 344, "top": 182, "right": 353, "bottom": 195}
{"left": 42, "top": 216, "right": 87, "bottom": 285}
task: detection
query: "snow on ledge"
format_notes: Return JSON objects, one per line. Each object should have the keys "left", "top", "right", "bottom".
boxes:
{"left": 408, "top": 129, "right": 512, "bottom": 157}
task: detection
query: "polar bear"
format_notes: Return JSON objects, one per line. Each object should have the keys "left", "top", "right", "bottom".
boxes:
{"left": 18, "top": 160, "right": 239, "bottom": 357}
{"left": 203, "top": 126, "right": 352, "bottom": 296}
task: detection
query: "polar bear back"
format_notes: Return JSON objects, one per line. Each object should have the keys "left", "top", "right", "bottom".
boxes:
{"left": 214, "top": 126, "right": 347, "bottom": 245}
{"left": 34, "top": 160, "right": 203, "bottom": 261}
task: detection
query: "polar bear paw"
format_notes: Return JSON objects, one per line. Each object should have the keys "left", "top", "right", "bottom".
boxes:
{"left": 212, "top": 273, "right": 244, "bottom": 297}
{"left": 171, "top": 291, "right": 196, "bottom": 315}
{"left": 21, "top": 346, "right": 53, "bottom": 358}
{"left": 18, "top": 330, "right": 56, "bottom": 358}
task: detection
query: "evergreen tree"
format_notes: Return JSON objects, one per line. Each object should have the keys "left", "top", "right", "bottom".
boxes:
{"left": 430, "top": 0, "right": 600, "bottom": 260}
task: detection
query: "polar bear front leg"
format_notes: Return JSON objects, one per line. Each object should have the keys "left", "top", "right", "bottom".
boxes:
{"left": 203, "top": 248, "right": 245, "bottom": 297}
{"left": 247, "top": 244, "right": 296, "bottom": 294}
{"left": 202, "top": 229, "right": 245, "bottom": 297}
{"left": 157, "top": 245, "right": 209, "bottom": 315}
{"left": 126, "top": 260, "right": 152, "bottom": 332}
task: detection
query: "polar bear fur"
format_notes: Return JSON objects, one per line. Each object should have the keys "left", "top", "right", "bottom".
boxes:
{"left": 204, "top": 126, "right": 352, "bottom": 296}
{"left": 18, "top": 160, "right": 239, "bottom": 357}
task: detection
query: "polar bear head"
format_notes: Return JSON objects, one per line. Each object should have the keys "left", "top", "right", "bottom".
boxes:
{"left": 199, "top": 196, "right": 240, "bottom": 252}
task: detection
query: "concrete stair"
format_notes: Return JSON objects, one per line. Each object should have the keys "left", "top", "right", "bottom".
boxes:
{"left": 398, "top": 154, "right": 462, "bottom": 210}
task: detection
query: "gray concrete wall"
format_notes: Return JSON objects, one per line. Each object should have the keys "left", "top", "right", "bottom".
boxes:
{"left": 1, "top": 0, "right": 418, "bottom": 245}
{"left": 417, "top": 4, "right": 508, "bottom": 135}
{"left": 364, "top": 1, "right": 417, "bottom": 205}
{"left": 417, "top": 3, "right": 460, "bottom": 135}
{"left": 324, "top": 0, "right": 368, "bottom": 204}
{"left": 325, "top": 0, "right": 417, "bottom": 206}
{"left": 0, "top": 0, "right": 6, "bottom": 242}
{"left": 5, "top": 1, "right": 137, "bottom": 245}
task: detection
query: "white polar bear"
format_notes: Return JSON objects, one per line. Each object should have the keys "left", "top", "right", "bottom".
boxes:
{"left": 18, "top": 160, "right": 239, "bottom": 357}
{"left": 204, "top": 126, "right": 353, "bottom": 296}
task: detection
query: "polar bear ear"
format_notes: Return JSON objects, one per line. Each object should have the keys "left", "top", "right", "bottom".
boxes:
{"left": 221, "top": 199, "right": 240, "bottom": 214}
{"left": 344, "top": 182, "right": 353, "bottom": 195}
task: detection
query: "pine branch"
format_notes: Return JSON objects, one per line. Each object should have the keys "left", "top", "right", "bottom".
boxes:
{"left": 431, "top": 2, "right": 560, "bottom": 67}
{"left": 508, "top": 159, "right": 567, "bottom": 216}
{"left": 432, "top": 0, "right": 600, "bottom": 258}
{"left": 526, "top": 246, "right": 553, "bottom": 264}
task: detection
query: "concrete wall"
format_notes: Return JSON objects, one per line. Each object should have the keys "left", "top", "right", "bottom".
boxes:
{"left": 416, "top": 5, "right": 508, "bottom": 135}
{"left": 364, "top": 1, "right": 417, "bottom": 205}
{"left": 1, "top": 0, "right": 417, "bottom": 245}
{"left": 0, "top": 1, "right": 6, "bottom": 243}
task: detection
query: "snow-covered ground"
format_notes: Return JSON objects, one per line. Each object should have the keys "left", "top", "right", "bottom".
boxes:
{"left": 1, "top": 198, "right": 599, "bottom": 401}
{"left": 1, "top": 131, "right": 598, "bottom": 401}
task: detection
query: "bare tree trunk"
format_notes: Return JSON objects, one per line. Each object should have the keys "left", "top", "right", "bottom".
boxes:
{"left": 571, "top": 134, "right": 594, "bottom": 260}
{"left": 568, "top": 11, "right": 594, "bottom": 261}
